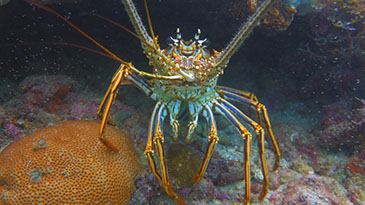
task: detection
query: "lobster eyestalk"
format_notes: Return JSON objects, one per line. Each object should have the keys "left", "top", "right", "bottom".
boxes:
{"left": 214, "top": 0, "right": 277, "bottom": 68}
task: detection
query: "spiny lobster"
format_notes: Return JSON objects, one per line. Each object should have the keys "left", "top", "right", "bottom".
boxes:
{"left": 24, "top": 0, "right": 281, "bottom": 204}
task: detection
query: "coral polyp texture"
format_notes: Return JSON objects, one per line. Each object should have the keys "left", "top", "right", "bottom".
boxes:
{"left": 0, "top": 120, "right": 142, "bottom": 204}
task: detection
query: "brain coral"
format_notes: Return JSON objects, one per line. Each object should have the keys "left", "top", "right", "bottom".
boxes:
{"left": 0, "top": 120, "right": 142, "bottom": 204}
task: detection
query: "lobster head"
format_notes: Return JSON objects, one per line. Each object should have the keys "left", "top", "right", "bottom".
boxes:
{"left": 150, "top": 28, "right": 224, "bottom": 87}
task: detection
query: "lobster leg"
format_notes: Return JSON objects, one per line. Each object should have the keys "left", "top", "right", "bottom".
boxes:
{"left": 213, "top": 100, "right": 253, "bottom": 205}
{"left": 218, "top": 86, "right": 281, "bottom": 171}
{"left": 96, "top": 64, "right": 128, "bottom": 151}
{"left": 97, "top": 64, "right": 157, "bottom": 151}
{"left": 167, "top": 100, "right": 182, "bottom": 142}
{"left": 97, "top": 64, "right": 126, "bottom": 126}
{"left": 192, "top": 105, "right": 219, "bottom": 183}
{"left": 145, "top": 102, "right": 163, "bottom": 184}
{"left": 144, "top": 102, "right": 187, "bottom": 205}
{"left": 185, "top": 101, "right": 203, "bottom": 144}
{"left": 218, "top": 98, "right": 269, "bottom": 200}
{"left": 217, "top": 86, "right": 263, "bottom": 125}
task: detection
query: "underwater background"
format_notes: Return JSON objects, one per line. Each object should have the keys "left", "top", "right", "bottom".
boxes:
{"left": 0, "top": 0, "right": 364, "bottom": 204}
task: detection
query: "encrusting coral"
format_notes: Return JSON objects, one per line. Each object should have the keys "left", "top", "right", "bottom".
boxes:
{"left": 0, "top": 120, "right": 142, "bottom": 204}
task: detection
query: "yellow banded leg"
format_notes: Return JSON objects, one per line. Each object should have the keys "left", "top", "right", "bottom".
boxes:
{"left": 257, "top": 129, "right": 269, "bottom": 200}
{"left": 257, "top": 103, "right": 281, "bottom": 171}
{"left": 97, "top": 64, "right": 126, "bottom": 121}
{"left": 167, "top": 101, "right": 182, "bottom": 142}
{"left": 237, "top": 96, "right": 273, "bottom": 191}
{"left": 154, "top": 130, "right": 186, "bottom": 205}
{"left": 154, "top": 130, "right": 170, "bottom": 191}
{"left": 244, "top": 92, "right": 280, "bottom": 171}
{"left": 144, "top": 149, "right": 163, "bottom": 184}
{"left": 145, "top": 102, "right": 163, "bottom": 184}
{"left": 243, "top": 131, "right": 252, "bottom": 205}
{"left": 98, "top": 64, "right": 127, "bottom": 151}
{"left": 192, "top": 130, "right": 218, "bottom": 183}
{"left": 251, "top": 96, "right": 264, "bottom": 129}
{"left": 213, "top": 101, "right": 253, "bottom": 205}
{"left": 144, "top": 102, "right": 186, "bottom": 205}
{"left": 97, "top": 64, "right": 126, "bottom": 125}
{"left": 217, "top": 98, "right": 270, "bottom": 201}
{"left": 218, "top": 86, "right": 281, "bottom": 171}
{"left": 185, "top": 101, "right": 202, "bottom": 144}
{"left": 192, "top": 106, "right": 219, "bottom": 183}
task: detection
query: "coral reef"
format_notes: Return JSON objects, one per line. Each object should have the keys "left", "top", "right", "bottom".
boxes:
{"left": 226, "top": 0, "right": 296, "bottom": 31}
{"left": 308, "top": 0, "right": 365, "bottom": 65}
{"left": 316, "top": 99, "right": 364, "bottom": 154}
{"left": 268, "top": 173, "right": 353, "bottom": 204}
{"left": 18, "top": 75, "right": 78, "bottom": 107}
{"left": 0, "top": 75, "right": 92, "bottom": 148}
{"left": 293, "top": 0, "right": 365, "bottom": 64}
{"left": 0, "top": 120, "right": 142, "bottom": 204}
{"left": 0, "top": 74, "right": 148, "bottom": 148}
{"left": 0, "top": 71, "right": 364, "bottom": 204}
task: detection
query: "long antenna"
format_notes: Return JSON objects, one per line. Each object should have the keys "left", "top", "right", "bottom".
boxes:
{"left": 215, "top": 0, "right": 276, "bottom": 68}
{"left": 87, "top": 13, "right": 155, "bottom": 50}
{"left": 144, "top": 0, "right": 158, "bottom": 48}
{"left": 24, "top": 0, "right": 127, "bottom": 64}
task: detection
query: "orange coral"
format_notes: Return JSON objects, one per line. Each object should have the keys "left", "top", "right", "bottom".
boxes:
{"left": 0, "top": 120, "right": 142, "bottom": 204}
{"left": 228, "top": 0, "right": 296, "bottom": 31}
{"left": 262, "top": 1, "right": 296, "bottom": 31}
